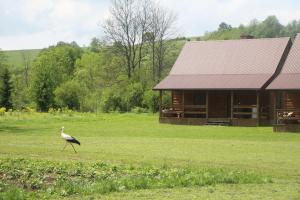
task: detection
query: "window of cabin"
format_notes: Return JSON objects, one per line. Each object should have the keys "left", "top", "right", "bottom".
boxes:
{"left": 194, "top": 92, "right": 206, "bottom": 105}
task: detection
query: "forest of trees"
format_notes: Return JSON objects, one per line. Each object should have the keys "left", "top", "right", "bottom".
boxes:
{"left": 202, "top": 15, "right": 300, "bottom": 40}
{"left": 1, "top": 0, "right": 300, "bottom": 113}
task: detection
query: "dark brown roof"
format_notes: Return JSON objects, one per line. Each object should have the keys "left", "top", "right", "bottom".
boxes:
{"left": 154, "top": 37, "right": 291, "bottom": 90}
{"left": 154, "top": 74, "right": 271, "bottom": 90}
{"left": 267, "top": 34, "right": 300, "bottom": 89}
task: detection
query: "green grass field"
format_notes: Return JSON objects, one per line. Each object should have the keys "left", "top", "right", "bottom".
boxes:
{"left": 0, "top": 112, "right": 300, "bottom": 199}
{"left": 3, "top": 49, "right": 40, "bottom": 70}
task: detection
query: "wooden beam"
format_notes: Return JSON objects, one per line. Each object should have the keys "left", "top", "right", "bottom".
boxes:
{"left": 182, "top": 91, "right": 185, "bottom": 118}
{"left": 257, "top": 91, "right": 260, "bottom": 125}
{"left": 231, "top": 91, "right": 234, "bottom": 119}
{"left": 171, "top": 91, "right": 173, "bottom": 108}
{"left": 206, "top": 91, "right": 209, "bottom": 119}
{"left": 159, "top": 90, "right": 162, "bottom": 118}
{"left": 273, "top": 91, "right": 277, "bottom": 124}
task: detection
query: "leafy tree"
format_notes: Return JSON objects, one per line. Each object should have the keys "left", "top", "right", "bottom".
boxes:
{"left": 89, "top": 37, "right": 103, "bottom": 53}
{"left": 281, "top": 20, "right": 300, "bottom": 38}
{"left": 100, "top": 86, "right": 126, "bottom": 112}
{"left": 124, "top": 82, "right": 144, "bottom": 111}
{"left": 256, "top": 16, "right": 283, "bottom": 38}
{"left": 54, "top": 42, "right": 82, "bottom": 76}
{"left": 0, "top": 50, "right": 6, "bottom": 68}
{"left": 21, "top": 51, "right": 31, "bottom": 87}
{"left": 203, "top": 16, "right": 287, "bottom": 40}
{"left": 11, "top": 74, "right": 31, "bottom": 109}
{"left": 75, "top": 52, "right": 103, "bottom": 91}
{"left": 31, "top": 42, "right": 82, "bottom": 111}
{"left": 0, "top": 68, "right": 13, "bottom": 109}
{"left": 31, "top": 60, "right": 56, "bottom": 111}
{"left": 54, "top": 80, "right": 82, "bottom": 110}
{"left": 218, "top": 22, "right": 232, "bottom": 31}
{"left": 143, "top": 89, "right": 159, "bottom": 112}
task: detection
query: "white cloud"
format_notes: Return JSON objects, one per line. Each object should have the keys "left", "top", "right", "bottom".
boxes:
{"left": 159, "top": 0, "right": 300, "bottom": 36}
{"left": 0, "top": 30, "right": 90, "bottom": 50}
{"left": 1, "top": 0, "right": 300, "bottom": 50}
{"left": 0, "top": 0, "right": 110, "bottom": 50}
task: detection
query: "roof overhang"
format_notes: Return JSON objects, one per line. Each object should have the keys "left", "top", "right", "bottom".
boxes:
{"left": 267, "top": 74, "right": 300, "bottom": 90}
{"left": 153, "top": 74, "right": 272, "bottom": 90}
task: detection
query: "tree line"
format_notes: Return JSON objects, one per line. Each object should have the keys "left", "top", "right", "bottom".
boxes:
{"left": 202, "top": 15, "right": 300, "bottom": 40}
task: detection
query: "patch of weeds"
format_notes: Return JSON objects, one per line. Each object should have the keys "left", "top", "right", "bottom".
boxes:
{"left": 0, "top": 158, "right": 272, "bottom": 197}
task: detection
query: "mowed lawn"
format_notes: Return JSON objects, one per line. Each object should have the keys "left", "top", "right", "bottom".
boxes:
{"left": 0, "top": 112, "right": 300, "bottom": 199}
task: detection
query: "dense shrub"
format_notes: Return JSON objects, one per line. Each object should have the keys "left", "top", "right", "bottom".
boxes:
{"left": 54, "top": 80, "right": 83, "bottom": 110}
{"left": 125, "top": 82, "right": 144, "bottom": 111}
{"left": 131, "top": 107, "right": 148, "bottom": 114}
{"left": 143, "top": 89, "right": 159, "bottom": 113}
{"left": 80, "top": 92, "right": 101, "bottom": 112}
{"left": 100, "top": 87, "right": 125, "bottom": 112}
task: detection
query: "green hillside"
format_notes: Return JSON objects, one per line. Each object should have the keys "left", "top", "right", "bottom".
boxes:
{"left": 4, "top": 49, "right": 41, "bottom": 70}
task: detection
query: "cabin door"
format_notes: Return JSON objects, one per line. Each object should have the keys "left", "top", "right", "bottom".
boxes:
{"left": 208, "top": 92, "right": 230, "bottom": 118}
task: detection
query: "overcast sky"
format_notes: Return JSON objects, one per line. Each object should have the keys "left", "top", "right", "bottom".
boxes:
{"left": 1, "top": 0, "right": 300, "bottom": 50}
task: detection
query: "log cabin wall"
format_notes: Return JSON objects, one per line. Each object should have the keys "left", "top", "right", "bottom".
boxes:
{"left": 183, "top": 91, "right": 194, "bottom": 105}
{"left": 269, "top": 91, "right": 276, "bottom": 123}
{"left": 172, "top": 91, "right": 207, "bottom": 106}
{"left": 283, "top": 91, "right": 300, "bottom": 124}
{"left": 172, "top": 91, "right": 183, "bottom": 111}
{"left": 273, "top": 91, "right": 300, "bottom": 130}
{"left": 283, "top": 91, "right": 300, "bottom": 109}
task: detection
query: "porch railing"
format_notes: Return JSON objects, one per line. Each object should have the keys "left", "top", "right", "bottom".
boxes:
{"left": 233, "top": 105, "right": 257, "bottom": 118}
{"left": 276, "top": 109, "right": 300, "bottom": 124}
{"left": 161, "top": 104, "right": 265, "bottom": 119}
{"left": 161, "top": 105, "right": 206, "bottom": 118}
{"left": 233, "top": 105, "right": 269, "bottom": 119}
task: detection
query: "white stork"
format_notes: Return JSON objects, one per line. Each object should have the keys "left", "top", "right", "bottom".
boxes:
{"left": 60, "top": 126, "right": 80, "bottom": 153}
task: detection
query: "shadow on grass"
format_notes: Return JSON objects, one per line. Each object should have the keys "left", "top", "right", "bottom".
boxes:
{"left": 0, "top": 125, "right": 35, "bottom": 134}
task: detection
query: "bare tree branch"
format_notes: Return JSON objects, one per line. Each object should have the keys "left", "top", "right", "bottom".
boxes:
{"left": 103, "top": 0, "right": 177, "bottom": 80}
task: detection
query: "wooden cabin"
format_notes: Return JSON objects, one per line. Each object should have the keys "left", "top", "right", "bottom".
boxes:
{"left": 268, "top": 34, "right": 300, "bottom": 132}
{"left": 154, "top": 37, "right": 292, "bottom": 126}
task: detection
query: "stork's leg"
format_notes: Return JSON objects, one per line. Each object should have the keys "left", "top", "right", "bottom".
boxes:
{"left": 70, "top": 143, "right": 77, "bottom": 153}
{"left": 62, "top": 141, "right": 68, "bottom": 151}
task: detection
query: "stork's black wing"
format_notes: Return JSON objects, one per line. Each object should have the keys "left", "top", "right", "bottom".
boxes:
{"left": 67, "top": 137, "right": 80, "bottom": 145}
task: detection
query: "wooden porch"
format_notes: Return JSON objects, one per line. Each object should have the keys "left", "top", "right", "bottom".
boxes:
{"left": 159, "top": 90, "right": 272, "bottom": 126}
{"left": 273, "top": 91, "right": 300, "bottom": 132}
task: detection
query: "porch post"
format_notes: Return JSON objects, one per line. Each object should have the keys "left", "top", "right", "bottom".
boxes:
{"left": 182, "top": 91, "right": 185, "bottom": 118}
{"left": 206, "top": 91, "right": 209, "bottom": 119}
{"left": 231, "top": 91, "right": 234, "bottom": 119}
{"left": 159, "top": 90, "right": 162, "bottom": 118}
{"left": 273, "top": 91, "right": 277, "bottom": 124}
{"left": 257, "top": 91, "right": 260, "bottom": 126}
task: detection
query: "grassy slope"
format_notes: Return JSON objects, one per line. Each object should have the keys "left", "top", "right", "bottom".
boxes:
{"left": 3, "top": 49, "right": 40, "bottom": 69}
{"left": 0, "top": 113, "right": 299, "bottom": 199}
{"left": 2, "top": 39, "right": 186, "bottom": 71}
